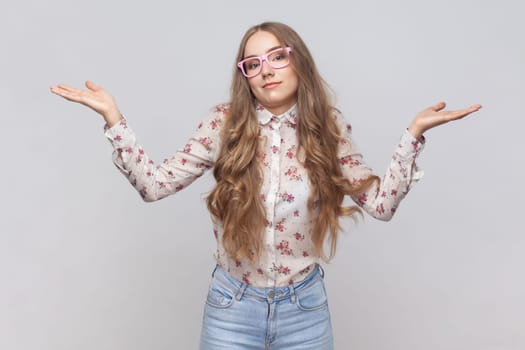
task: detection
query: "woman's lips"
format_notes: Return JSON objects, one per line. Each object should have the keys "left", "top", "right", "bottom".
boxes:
{"left": 263, "top": 82, "right": 281, "bottom": 89}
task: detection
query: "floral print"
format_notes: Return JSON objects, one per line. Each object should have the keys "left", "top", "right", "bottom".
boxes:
{"left": 104, "top": 103, "right": 424, "bottom": 288}
{"left": 276, "top": 240, "right": 294, "bottom": 256}
{"left": 284, "top": 166, "right": 302, "bottom": 181}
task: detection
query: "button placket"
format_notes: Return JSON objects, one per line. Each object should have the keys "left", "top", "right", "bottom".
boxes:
{"left": 264, "top": 117, "right": 282, "bottom": 286}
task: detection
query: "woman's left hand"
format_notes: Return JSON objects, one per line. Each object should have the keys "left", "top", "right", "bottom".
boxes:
{"left": 408, "top": 102, "right": 482, "bottom": 139}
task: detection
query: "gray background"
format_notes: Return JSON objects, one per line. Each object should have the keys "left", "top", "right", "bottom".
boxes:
{"left": 2, "top": 0, "right": 524, "bottom": 349}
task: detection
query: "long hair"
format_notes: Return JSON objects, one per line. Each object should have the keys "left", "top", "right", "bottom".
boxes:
{"left": 207, "top": 22, "right": 378, "bottom": 262}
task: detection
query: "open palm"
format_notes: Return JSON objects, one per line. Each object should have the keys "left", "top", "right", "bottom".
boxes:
{"left": 50, "top": 80, "right": 122, "bottom": 127}
{"left": 408, "top": 102, "right": 482, "bottom": 139}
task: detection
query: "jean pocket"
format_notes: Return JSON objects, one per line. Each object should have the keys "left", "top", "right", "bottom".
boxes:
{"left": 205, "top": 281, "right": 235, "bottom": 309}
{"left": 295, "top": 279, "right": 328, "bottom": 311}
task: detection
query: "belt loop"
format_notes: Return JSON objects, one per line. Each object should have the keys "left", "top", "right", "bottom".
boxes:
{"left": 318, "top": 264, "right": 325, "bottom": 278}
{"left": 235, "top": 283, "right": 248, "bottom": 301}
{"left": 288, "top": 283, "right": 297, "bottom": 304}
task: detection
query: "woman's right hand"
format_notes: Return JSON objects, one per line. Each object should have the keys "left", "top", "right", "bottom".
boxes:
{"left": 50, "top": 80, "right": 123, "bottom": 127}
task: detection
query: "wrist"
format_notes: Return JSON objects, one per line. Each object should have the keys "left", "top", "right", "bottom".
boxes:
{"left": 407, "top": 124, "right": 424, "bottom": 140}
{"left": 104, "top": 110, "right": 123, "bottom": 128}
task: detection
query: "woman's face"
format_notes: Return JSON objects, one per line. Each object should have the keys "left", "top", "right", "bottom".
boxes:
{"left": 243, "top": 30, "right": 299, "bottom": 115}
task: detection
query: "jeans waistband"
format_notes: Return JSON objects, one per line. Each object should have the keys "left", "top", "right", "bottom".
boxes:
{"left": 211, "top": 264, "right": 324, "bottom": 304}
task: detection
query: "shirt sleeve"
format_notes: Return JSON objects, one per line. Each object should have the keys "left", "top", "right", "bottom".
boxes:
{"left": 335, "top": 110, "right": 425, "bottom": 221}
{"left": 103, "top": 106, "right": 225, "bottom": 202}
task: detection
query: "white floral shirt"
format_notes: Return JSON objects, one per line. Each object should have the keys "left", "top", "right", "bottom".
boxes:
{"left": 104, "top": 103, "right": 424, "bottom": 287}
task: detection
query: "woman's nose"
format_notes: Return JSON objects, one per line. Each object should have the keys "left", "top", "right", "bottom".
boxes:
{"left": 260, "top": 60, "right": 275, "bottom": 78}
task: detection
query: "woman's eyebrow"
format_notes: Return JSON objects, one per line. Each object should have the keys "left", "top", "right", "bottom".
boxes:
{"left": 243, "top": 46, "right": 283, "bottom": 59}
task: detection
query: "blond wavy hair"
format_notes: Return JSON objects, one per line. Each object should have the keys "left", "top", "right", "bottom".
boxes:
{"left": 207, "top": 22, "right": 378, "bottom": 262}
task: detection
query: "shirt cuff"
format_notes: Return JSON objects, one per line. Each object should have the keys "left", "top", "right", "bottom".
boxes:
{"left": 396, "top": 129, "right": 425, "bottom": 159}
{"left": 103, "top": 117, "right": 134, "bottom": 148}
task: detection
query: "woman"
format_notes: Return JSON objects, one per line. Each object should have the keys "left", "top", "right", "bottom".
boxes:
{"left": 51, "top": 21, "right": 481, "bottom": 350}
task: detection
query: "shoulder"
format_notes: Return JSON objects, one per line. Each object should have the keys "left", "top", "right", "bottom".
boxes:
{"left": 210, "top": 103, "right": 231, "bottom": 121}
{"left": 211, "top": 103, "right": 231, "bottom": 115}
{"left": 197, "top": 103, "right": 231, "bottom": 132}
{"left": 330, "top": 107, "right": 352, "bottom": 135}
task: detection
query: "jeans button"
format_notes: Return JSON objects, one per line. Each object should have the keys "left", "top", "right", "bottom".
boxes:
{"left": 268, "top": 290, "right": 275, "bottom": 299}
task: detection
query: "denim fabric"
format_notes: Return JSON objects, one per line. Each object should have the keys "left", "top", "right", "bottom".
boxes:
{"left": 199, "top": 265, "right": 333, "bottom": 350}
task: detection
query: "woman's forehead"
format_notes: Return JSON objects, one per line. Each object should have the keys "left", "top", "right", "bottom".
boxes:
{"left": 244, "top": 31, "right": 282, "bottom": 56}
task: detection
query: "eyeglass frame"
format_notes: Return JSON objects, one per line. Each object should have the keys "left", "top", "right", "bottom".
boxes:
{"left": 237, "top": 47, "right": 293, "bottom": 78}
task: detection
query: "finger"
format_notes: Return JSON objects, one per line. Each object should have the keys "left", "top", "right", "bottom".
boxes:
{"left": 449, "top": 104, "right": 482, "bottom": 120}
{"left": 50, "top": 84, "right": 87, "bottom": 103}
{"left": 50, "top": 88, "right": 82, "bottom": 102}
{"left": 431, "top": 101, "right": 446, "bottom": 112}
{"left": 85, "top": 80, "right": 101, "bottom": 92}
{"left": 50, "top": 84, "right": 76, "bottom": 95}
{"left": 468, "top": 104, "right": 482, "bottom": 112}
{"left": 50, "top": 85, "right": 72, "bottom": 97}
{"left": 55, "top": 84, "right": 79, "bottom": 93}
{"left": 458, "top": 104, "right": 482, "bottom": 115}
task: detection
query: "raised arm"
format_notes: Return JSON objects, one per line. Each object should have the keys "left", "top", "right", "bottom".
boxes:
{"left": 51, "top": 81, "right": 225, "bottom": 201}
{"left": 102, "top": 110, "right": 222, "bottom": 201}
{"left": 336, "top": 102, "right": 481, "bottom": 220}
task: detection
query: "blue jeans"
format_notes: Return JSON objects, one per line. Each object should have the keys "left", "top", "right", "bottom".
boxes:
{"left": 199, "top": 264, "right": 333, "bottom": 349}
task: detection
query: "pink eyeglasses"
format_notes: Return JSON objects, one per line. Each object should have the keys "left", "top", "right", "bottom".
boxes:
{"left": 237, "top": 47, "right": 292, "bottom": 78}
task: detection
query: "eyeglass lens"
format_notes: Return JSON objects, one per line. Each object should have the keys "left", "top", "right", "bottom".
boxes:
{"left": 241, "top": 48, "right": 291, "bottom": 77}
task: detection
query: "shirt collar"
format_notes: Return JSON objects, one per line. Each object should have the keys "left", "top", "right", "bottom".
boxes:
{"left": 256, "top": 102, "right": 298, "bottom": 126}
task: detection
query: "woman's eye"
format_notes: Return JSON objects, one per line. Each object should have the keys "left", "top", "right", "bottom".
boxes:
{"left": 270, "top": 51, "right": 288, "bottom": 62}
{"left": 246, "top": 61, "right": 260, "bottom": 71}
